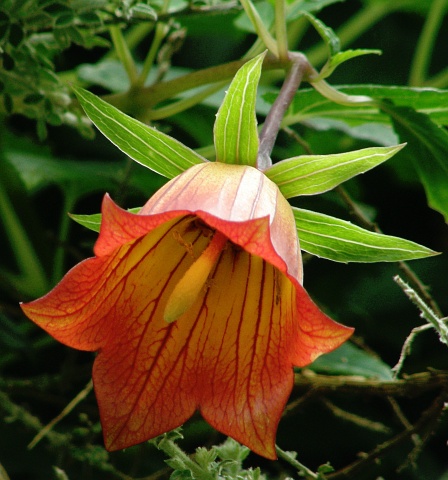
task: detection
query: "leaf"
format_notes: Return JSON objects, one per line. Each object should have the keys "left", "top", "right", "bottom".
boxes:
{"left": 263, "top": 85, "right": 448, "bottom": 128}
{"left": 310, "top": 342, "right": 393, "bottom": 380}
{"left": 380, "top": 102, "right": 448, "bottom": 223}
{"left": 299, "top": 11, "right": 340, "bottom": 57}
{"left": 265, "top": 144, "right": 404, "bottom": 198}
{"left": 319, "top": 49, "right": 382, "bottom": 80}
{"left": 70, "top": 208, "right": 141, "bottom": 232}
{"left": 77, "top": 60, "right": 131, "bottom": 92}
{"left": 4, "top": 134, "right": 165, "bottom": 199}
{"left": 213, "top": 52, "right": 265, "bottom": 166}
{"left": 293, "top": 207, "right": 437, "bottom": 263}
{"left": 72, "top": 86, "right": 206, "bottom": 179}
{"left": 287, "top": 0, "right": 345, "bottom": 15}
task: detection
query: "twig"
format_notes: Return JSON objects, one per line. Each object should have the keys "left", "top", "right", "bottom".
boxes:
{"left": 28, "top": 380, "right": 93, "bottom": 449}
{"left": 392, "top": 324, "right": 433, "bottom": 378}
{"left": 326, "top": 389, "right": 448, "bottom": 479}
{"left": 294, "top": 370, "right": 448, "bottom": 396}
{"left": 394, "top": 275, "right": 448, "bottom": 345}
{"left": 276, "top": 444, "right": 319, "bottom": 479}
{"left": 321, "top": 398, "right": 392, "bottom": 434}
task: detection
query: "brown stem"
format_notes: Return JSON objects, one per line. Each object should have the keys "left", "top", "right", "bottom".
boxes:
{"left": 258, "top": 53, "right": 312, "bottom": 170}
{"left": 294, "top": 370, "right": 448, "bottom": 396}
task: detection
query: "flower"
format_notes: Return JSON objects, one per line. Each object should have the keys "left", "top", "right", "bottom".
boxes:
{"left": 21, "top": 161, "right": 353, "bottom": 459}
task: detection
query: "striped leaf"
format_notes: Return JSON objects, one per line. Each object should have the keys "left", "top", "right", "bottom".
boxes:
{"left": 73, "top": 86, "right": 206, "bottom": 179}
{"left": 265, "top": 144, "right": 404, "bottom": 198}
{"left": 293, "top": 207, "right": 437, "bottom": 263}
{"left": 214, "top": 52, "right": 265, "bottom": 166}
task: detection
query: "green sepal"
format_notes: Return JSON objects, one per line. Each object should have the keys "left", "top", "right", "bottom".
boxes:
{"left": 265, "top": 144, "right": 404, "bottom": 198}
{"left": 69, "top": 207, "right": 141, "bottom": 233}
{"left": 213, "top": 52, "right": 265, "bottom": 166}
{"left": 72, "top": 86, "right": 206, "bottom": 179}
{"left": 293, "top": 207, "right": 437, "bottom": 263}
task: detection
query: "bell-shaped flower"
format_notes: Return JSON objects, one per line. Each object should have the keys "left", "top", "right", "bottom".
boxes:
{"left": 22, "top": 162, "right": 352, "bottom": 459}
{"left": 21, "top": 53, "right": 370, "bottom": 459}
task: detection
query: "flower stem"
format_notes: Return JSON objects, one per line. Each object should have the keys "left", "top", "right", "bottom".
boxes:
{"left": 275, "top": 0, "right": 289, "bottom": 62}
{"left": 258, "top": 53, "right": 311, "bottom": 170}
{"left": 136, "top": 0, "right": 171, "bottom": 88}
{"left": 408, "top": 0, "right": 447, "bottom": 86}
{"left": 109, "top": 26, "right": 138, "bottom": 86}
{"left": 239, "top": 0, "right": 278, "bottom": 55}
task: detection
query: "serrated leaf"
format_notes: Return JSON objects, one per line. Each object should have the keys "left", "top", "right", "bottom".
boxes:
{"left": 293, "top": 207, "right": 437, "bottom": 263}
{"left": 310, "top": 342, "right": 393, "bottom": 380}
{"left": 380, "top": 102, "right": 448, "bottom": 223}
{"left": 213, "top": 52, "right": 265, "bottom": 166}
{"left": 72, "top": 86, "right": 206, "bottom": 179}
{"left": 265, "top": 144, "right": 403, "bottom": 198}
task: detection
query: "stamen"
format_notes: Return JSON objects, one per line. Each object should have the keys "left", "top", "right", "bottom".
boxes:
{"left": 164, "top": 230, "right": 228, "bottom": 323}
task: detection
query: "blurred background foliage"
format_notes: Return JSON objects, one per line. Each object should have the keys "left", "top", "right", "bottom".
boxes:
{"left": 0, "top": 0, "right": 447, "bottom": 479}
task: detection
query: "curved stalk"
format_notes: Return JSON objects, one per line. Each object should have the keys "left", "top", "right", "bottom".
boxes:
{"left": 109, "top": 26, "right": 138, "bottom": 85}
{"left": 408, "top": 0, "right": 448, "bottom": 86}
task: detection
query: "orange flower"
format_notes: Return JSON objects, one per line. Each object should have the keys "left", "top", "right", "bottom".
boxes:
{"left": 21, "top": 162, "right": 353, "bottom": 459}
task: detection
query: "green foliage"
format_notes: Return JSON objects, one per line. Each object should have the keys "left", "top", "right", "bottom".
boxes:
{"left": 381, "top": 101, "right": 448, "bottom": 222}
{"left": 311, "top": 342, "right": 394, "bottom": 380}
{"left": 265, "top": 144, "right": 404, "bottom": 198}
{"left": 293, "top": 207, "right": 437, "bottom": 263}
{"left": 1, "top": 1, "right": 448, "bottom": 479}
{"left": 214, "top": 52, "right": 264, "bottom": 166}
{"left": 73, "top": 86, "right": 206, "bottom": 178}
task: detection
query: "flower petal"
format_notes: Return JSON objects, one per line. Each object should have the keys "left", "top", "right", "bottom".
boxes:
{"left": 141, "top": 162, "right": 303, "bottom": 283}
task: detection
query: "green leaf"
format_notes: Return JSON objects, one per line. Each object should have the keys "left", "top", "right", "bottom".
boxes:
{"left": 299, "top": 11, "right": 340, "bottom": 57}
{"left": 310, "top": 342, "right": 393, "bottom": 380}
{"left": 293, "top": 207, "right": 437, "bottom": 263}
{"left": 264, "top": 85, "right": 448, "bottom": 128}
{"left": 319, "top": 49, "right": 382, "bottom": 80}
{"left": 129, "top": 3, "right": 158, "bottom": 21}
{"left": 380, "top": 102, "right": 448, "bottom": 223}
{"left": 4, "top": 130, "right": 164, "bottom": 198}
{"left": 265, "top": 144, "right": 403, "bottom": 198}
{"left": 72, "top": 86, "right": 206, "bottom": 179}
{"left": 213, "top": 52, "right": 265, "bottom": 166}
{"left": 287, "top": 0, "right": 345, "bottom": 15}
{"left": 70, "top": 207, "right": 141, "bottom": 232}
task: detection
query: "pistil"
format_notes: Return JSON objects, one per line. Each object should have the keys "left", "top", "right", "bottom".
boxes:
{"left": 164, "top": 230, "right": 228, "bottom": 323}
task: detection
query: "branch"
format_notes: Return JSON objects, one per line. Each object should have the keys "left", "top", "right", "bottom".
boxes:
{"left": 103, "top": 54, "right": 289, "bottom": 116}
{"left": 326, "top": 390, "right": 447, "bottom": 479}
{"left": 294, "top": 370, "right": 448, "bottom": 397}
